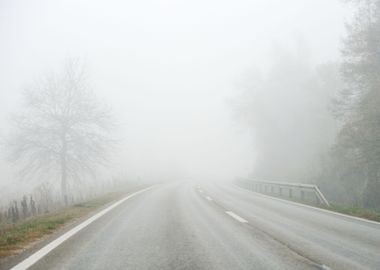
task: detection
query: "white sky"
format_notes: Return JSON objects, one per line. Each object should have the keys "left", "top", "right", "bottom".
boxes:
{"left": 0, "top": 0, "right": 351, "bottom": 192}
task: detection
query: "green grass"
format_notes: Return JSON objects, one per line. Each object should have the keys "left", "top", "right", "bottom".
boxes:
{"left": 238, "top": 183, "right": 380, "bottom": 223}
{"left": 324, "top": 203, "right": 380, "bottom": 222}
{"left": 270, "top": 193, "right": 380, "bottom": 222}
{"left": 0, "top": 192, "right": 123, "bottom": 258}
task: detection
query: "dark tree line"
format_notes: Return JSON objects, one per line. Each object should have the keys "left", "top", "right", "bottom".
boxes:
{"left": 328, "top": 0, "right": 380, "bottom": 209}
{"left": 235, "top": 0, "right": 380, "bottom": 210}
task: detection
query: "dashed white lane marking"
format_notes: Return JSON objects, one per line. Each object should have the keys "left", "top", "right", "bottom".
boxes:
{"left": 225, "top": 211, "right": 248, "bottom": 223}
{"left": 10, "top": 185, "right": 156, "bottom": 270}
{"left": 199, "top": 189, "right": 203, "bottom": 193}
{"left": 205, "top": 196, "right": 213, "bottom": 201}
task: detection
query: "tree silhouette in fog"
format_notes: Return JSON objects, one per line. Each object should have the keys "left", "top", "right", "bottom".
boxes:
{"left": 7, "top": 60, "right": 114, "bottom": 204}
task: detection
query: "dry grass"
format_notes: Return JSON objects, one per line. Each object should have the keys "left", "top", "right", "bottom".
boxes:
{"left": 0, "top": 192, "right": 122, "bottom": 258}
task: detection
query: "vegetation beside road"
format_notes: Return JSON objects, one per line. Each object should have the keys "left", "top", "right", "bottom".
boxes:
{"left": 324, "top": 204, "right": 380, "bottom": 223}
{"left": 237, "top": 180, "right": 380, "bottom": 223}
{"left": 0, "top": 191, "right": 125, "bottom": 259}
{"left": 277, "top": 194, "right": 380, "bottom": 222}
{"left": 278, "top": 193, "right": 380, "bottom": 222}
{"left": 277, "top": 195, "right": 380, "bottom": 222}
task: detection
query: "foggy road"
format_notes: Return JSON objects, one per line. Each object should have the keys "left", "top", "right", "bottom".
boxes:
{"left": 2, "top": 1, "right": 380, "bottom": 270}
{"left": 9, "top": 183, "right": 378, "bottom": 270}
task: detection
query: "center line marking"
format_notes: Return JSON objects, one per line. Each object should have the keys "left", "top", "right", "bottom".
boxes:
{"left": 225, "top": 211, "right": 248, "bottom": 223}
{"left": 205, "top": 196, "right": 213, "bottom": 201}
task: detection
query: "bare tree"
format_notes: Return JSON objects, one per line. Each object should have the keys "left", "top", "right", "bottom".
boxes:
{"left": 7, "top": 60, "right": 114, "bottom": 204}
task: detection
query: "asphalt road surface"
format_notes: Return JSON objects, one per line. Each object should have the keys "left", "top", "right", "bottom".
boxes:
{"left": 12, "top": 182, "right": 380, "bottom": 270}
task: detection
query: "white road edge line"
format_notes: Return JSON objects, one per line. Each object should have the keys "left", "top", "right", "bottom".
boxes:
{"left": 232, "top": 184, "right": 380, "bottom": 226}
{"left": 205, "top": 196, "right": 213, "bottom": 201}
{"left": 225, "top": 211, "right": 248, "bottom": 223}
{"left": 10, "top": 185, "right": 156, "bottom": 270}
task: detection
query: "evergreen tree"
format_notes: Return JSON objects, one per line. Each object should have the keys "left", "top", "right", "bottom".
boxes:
{"left": 335, "top": 0, "right": 380, "bottom": 208}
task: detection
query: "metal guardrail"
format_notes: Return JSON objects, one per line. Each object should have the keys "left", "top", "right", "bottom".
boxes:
{"left": 237, "top": 178, "right": 330, "bottom": 207}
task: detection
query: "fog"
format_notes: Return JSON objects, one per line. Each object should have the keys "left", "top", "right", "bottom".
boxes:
{"left": 0, "top": 0, "right": 351, "bottom": 199}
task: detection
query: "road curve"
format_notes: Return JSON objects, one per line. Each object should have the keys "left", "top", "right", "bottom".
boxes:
{"left": 9, "top": 182, "right": 380, "bottom": 270}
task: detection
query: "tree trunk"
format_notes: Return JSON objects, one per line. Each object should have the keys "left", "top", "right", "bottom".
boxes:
{"left": 61, "top": 135, "right": 68, "bottom": 206}
{"left": 364, "top": 165, "right": 380, "bottom": 210}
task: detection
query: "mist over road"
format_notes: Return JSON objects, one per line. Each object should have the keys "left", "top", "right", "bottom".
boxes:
{"left": 1, "top": 2, "right": 380, "bottom": 270}
{"left": 11, "top": 183, "right": 379, "bottom": 270}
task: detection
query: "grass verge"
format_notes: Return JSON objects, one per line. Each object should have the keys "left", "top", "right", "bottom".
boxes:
{"left": 237, "top": 184, "right": 380, "bottom": 223}
{"left": 263, "top": 193, "right": 380, "bottom": 222}
{"left": 0, "top": 192, "right": 124, "bottom": 258}
{"left": 324, "top": 203, "right": 380, "bottom": 222}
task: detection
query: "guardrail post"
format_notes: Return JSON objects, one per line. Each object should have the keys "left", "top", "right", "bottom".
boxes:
{"left": 301, "top": 190, "right": 305, "bottom": 201}
{"left": 279, "top": 187, "right": 282, "bottom": 196}
{"left": 314, "top": 186, "right": 330, "bottom": 207}
{"left": 271, "top": 186, "right": 274, "bottom": 193}
{"left": 289, "top": 189, "right": 292, "bottom": 198}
